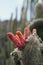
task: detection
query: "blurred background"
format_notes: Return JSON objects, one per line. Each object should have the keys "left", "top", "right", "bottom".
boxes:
{"left": 0, "top": 0, "right": 43, "bottom": 65}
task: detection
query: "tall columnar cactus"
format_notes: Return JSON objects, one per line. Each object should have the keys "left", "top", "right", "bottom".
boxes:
{"left": 35, "top": 2, "right": 43, "bottom": 18}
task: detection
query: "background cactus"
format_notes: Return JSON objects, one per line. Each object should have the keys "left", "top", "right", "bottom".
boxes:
{"left": 35, "top": 2, "right": 43, "bottom": 18}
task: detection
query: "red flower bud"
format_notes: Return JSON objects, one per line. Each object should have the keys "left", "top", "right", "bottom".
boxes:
{"left": 16, "top": 31, "right": 25, "bottom": 44}
{"left": 24, "top": 27, "right": 29, "bottom": 39}
{"left": 15, "top": 34, "right": 22, "bottom": 45}
{"left": 7, "top": 32, "right": 23, "bottom": 48}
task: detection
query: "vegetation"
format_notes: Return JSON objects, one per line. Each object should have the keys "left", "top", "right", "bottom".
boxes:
{"left": 0, "top": 0, "right": 43, "bottom": 65}
{"left": 35, "top": 2, "right": 43, "bottom": 18}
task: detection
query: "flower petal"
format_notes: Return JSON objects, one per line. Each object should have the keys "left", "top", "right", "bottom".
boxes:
{"left": 16, "top": 31, "right": 25, "bottom": 44}
{"left": 24, "top": 27, "right": 29, "bottom": 39}
{"left": 7, "top": 32, "right": 22, "bottom": 48}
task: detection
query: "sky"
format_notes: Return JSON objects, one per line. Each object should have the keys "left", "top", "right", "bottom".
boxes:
{"left": 0, "top": 0, "right": 23, "bottom": 21}
{"left": 0, "top": 0, "right": 41, "bottom": 21}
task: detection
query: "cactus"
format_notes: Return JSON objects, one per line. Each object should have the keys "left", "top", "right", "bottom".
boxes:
{"left": 8, "top": 26, "right": 43, "bottom": 65}
{"left": 10, "top": 33, "right": 43, "bottom": 65}
{"left": 22, "top": 34, "right": 43, "bottom": 65}
{"left": 35, "top": 2, "right": 43, "bottom": 18}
